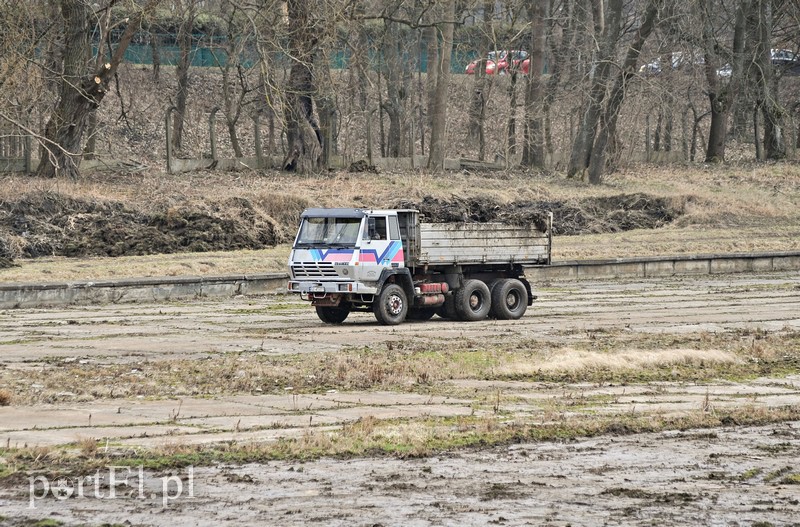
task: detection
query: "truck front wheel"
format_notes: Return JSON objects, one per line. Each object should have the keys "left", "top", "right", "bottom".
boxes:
{"left": 373, "top": 284, "right": 408, "bottom": 325}
{"left": 490, "top": 279, "right": 528, "bottom": 320}
{"left": 316, "top": 304, "right": 351, "bottom": 324}
{"left": 455, "top": 279, "right": 492, "bottom": 321}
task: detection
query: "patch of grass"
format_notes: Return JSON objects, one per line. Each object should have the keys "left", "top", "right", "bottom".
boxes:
{"left": 738, "top": 467, "right": 763, "bottom": 481}
{"left": 763, "top": 466, "right": 794, "bottom": 483}
{"left": 33, "top": 519, "right": 63, "bottom": 527}
{"left": 781, "top": 473, "right": 800, "bottom": 484}
{"left": 4, "top": 330, "right": 800, "bottom": 404}
{"left": 2, "top": 405, "right": 799, "bottom": 478}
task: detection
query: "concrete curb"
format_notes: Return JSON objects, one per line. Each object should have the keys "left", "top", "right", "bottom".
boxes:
{"left": 0, "top": 273, "right": 288, "bottom": 309}
{"left": 1, "top": 251, "right": 799, "bottom": 309}
{"left": 530, "top": 251, "right": 800, "bottom": 280}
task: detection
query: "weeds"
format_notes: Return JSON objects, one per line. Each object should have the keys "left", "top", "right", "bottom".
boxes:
{"left": 3, "top": 405, "right": 799, "bottom": 478}
{"left": 4, "top": 330, "right": 799, "bottom": 405}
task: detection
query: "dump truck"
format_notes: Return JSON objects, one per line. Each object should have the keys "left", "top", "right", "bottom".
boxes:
{"left": 287, "top": 208, "right": 552, "bottom": 325}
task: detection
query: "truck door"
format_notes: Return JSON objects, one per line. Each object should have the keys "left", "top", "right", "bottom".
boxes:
{"left": 361, "top": 215, "right": 403, "bottom": 268}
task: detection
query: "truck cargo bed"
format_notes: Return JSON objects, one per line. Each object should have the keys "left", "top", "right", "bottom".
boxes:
{"left": 414, "top": 220, "right": 551, "bottom": 267}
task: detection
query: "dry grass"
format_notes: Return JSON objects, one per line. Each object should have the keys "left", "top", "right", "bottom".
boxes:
{"left": 4, "top": 405, "right": 800, "bottom": 476}
{"left": 0, "top": 247, "right": 289, "bottom": 283}
{"left": 0, "top": 389, "right": 12, "bottom": 406}
{"left": 4, "top": 330, "right": 797, "bottom": 405}
{"left": 497, "top": 348, "right": 741, "bottom": 377}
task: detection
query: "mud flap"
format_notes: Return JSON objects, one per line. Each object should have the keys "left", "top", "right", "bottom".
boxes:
{"left": 311, "top": 294, "right": 342, "bottom": 307}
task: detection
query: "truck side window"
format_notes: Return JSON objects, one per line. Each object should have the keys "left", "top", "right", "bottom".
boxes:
{"left": 389, "top": 216, "right": 400, "bottom": 240}
{"left": 364, "top": 216, "right": 388, "bottom": 240}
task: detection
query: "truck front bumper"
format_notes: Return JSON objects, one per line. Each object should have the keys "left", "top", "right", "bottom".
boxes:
{"left": 287, "top": 280, "right": 378, "bottom": 295}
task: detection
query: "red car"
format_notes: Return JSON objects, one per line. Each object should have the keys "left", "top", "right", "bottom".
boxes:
{"left": 465, "top": 50, "right": 530, "bottom": 75}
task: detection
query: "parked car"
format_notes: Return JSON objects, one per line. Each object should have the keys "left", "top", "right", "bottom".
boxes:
{"left": 638, "top": 51, "right": 704, "bottom": 75}
{"left": 715, "top": 49, "right": 798, "bottom": 78}
{"left": 465, "top": 50, "right": 530, "bottom": 75}
{"left": 771, "top": 48, "right": 797, "bottom": 66}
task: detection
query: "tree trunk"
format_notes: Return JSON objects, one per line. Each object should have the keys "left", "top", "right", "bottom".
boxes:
{"left": 522, "top": 0, "right": 548, "bottom": 167}
{"left": 151, "top": 31, "right": 161, "bottom": 82}
{"left": 753, "top": 0, "right": 785, "bottom": 159}
{"left": 382, "top": 21, "right": 406, "bottom": 158}
{"left": 427, "top": 0, "right": 455, "bottom": 170}
{"left": 350, "top": 0, "right": 371, "bottom": 157}
{"left": 702, "top": 0, "right": 746, "bottom": 163}
{"left": 282, "top": 0, "right": 322, "bottom": 173}
{"left": 567, "top": 0, "right": 622, "bottom": 179}
{"left": 467, "top": 0, "right": 492, "bottom": 159}
{"left": 36, "top": 0, "right": 90, "bottom": 178}
{"left": 171, "top": 1, "right": 195, "bottom": 156}
{"left": 36, "top": 0, "right": 159, "bottom": 179}
{"left": 425, "top": 24, "right": 438, "bottom": 134}
{"left": 507, "top": 73, "right": 518, "bottom": 158}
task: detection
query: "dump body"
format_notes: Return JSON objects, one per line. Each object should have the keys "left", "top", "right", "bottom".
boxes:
{"left": 288, "top": 208, "right": 552, "bottom": 325}
{"left": 416, "top": 222, "right": 550, "bottom": 267}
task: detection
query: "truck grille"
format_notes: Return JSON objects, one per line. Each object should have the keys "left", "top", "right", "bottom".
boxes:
{"left": 291, "top": 262, "right": 338, "bottom": 278}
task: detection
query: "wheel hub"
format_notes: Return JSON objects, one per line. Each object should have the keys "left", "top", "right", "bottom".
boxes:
{"left": 388, "top": 294, "right": 404, "bottom": 315}
{"left": 506, "top": 291, "right": 519, "bottom": 308}
{"left": 469, "top": 294, "right": 481, "bottom": 310}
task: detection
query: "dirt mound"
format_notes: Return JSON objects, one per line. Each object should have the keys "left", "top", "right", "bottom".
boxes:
{"left": 0, "top": 192, "right": 278, "bottom": 259}
{"left": 0, "top": 191, "right": 680, "bottom": 260}
{"left": 395, "top": 193, "right": 679, "bottom": 235}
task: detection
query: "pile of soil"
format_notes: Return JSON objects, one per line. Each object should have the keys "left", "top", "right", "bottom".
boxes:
{"left": 0, "top": 191, "right": 679, "bottom": 260}
{"left": 396, "top": 193, "right": 680, "bottom": 235}
{"left": 0, "top": 192, "right": 278, "bottom": 259}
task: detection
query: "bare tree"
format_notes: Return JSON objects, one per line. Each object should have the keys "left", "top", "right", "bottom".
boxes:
{"left": 521, "top": 0, "right": 549, "bottom": 167}
{"left": 752, "top": 0, "right": 785, "bottom": 159}
{"left": 587, "top": 0, "right": 661, "bottom": 183}
{"left": 35, "top": 0, "right": 161, "bottom": 179}
{"left": 381, "top": 18, "right": 413, "bottom": 157}
{"left": 282, "top": 0, "right": 324, "bottom": 173}
{"left": 699, "top": 0, "right": 747, "bottom": 162}
{"left": 170, "top": 0, "right": 198, "bottom": 155}
{"left": 466, "top": 0, "right": 494, "bottom": 160}
{"left": 427, "top": 0, "right": 456, "bottom": 170}
{"left": 209, "top": 0, "right": 260, "bottom": 158}
{"left": 567, "top": 0, "right": 623, "bottom": 179}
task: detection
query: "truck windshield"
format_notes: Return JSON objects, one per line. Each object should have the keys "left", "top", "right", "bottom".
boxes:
{"left": 295, "top": 217, "right": 362, "bottom": 247}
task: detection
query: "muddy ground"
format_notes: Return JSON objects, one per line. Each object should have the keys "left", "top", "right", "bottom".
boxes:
{"left": 2, "top": 423, "right": 799, "bottom": 526}
{"left": 1, "top": 272, "right": 799, "bottom": 525}
{"left": 0, "top": 190, "right": 682, "bottom": 262}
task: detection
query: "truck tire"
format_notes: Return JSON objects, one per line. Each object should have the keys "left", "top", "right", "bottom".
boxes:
{"left": 373, "top": 284, "right": 408, "bottom": 325}
{"left": 316, "top": 305, "right": 350, "bottom": 324}
{"left": 490, "top": 279, "right": 528, "bottom": 320}
{"left": 407, "top": 307, "right": 437, "bottom": 321}
{"left": 455, "top": 279, "right": 492, "bottom": 321}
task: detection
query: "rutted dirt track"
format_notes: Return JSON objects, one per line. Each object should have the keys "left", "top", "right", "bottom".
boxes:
{"left": 1, "top": 271, "right": 800, "bottom": 525}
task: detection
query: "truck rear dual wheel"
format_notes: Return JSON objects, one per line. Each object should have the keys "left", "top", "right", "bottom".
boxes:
{"left": 455, "top": 279, "right": 492, "bottom": 321}
{"left": 373, "top": 284, "right": 408, "bottom": 325}
{"left": 316, "top": 304, "right": 351, "bottom": 324}
{"left": 490, "top": 279, "right": 528, "bottom": 320}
